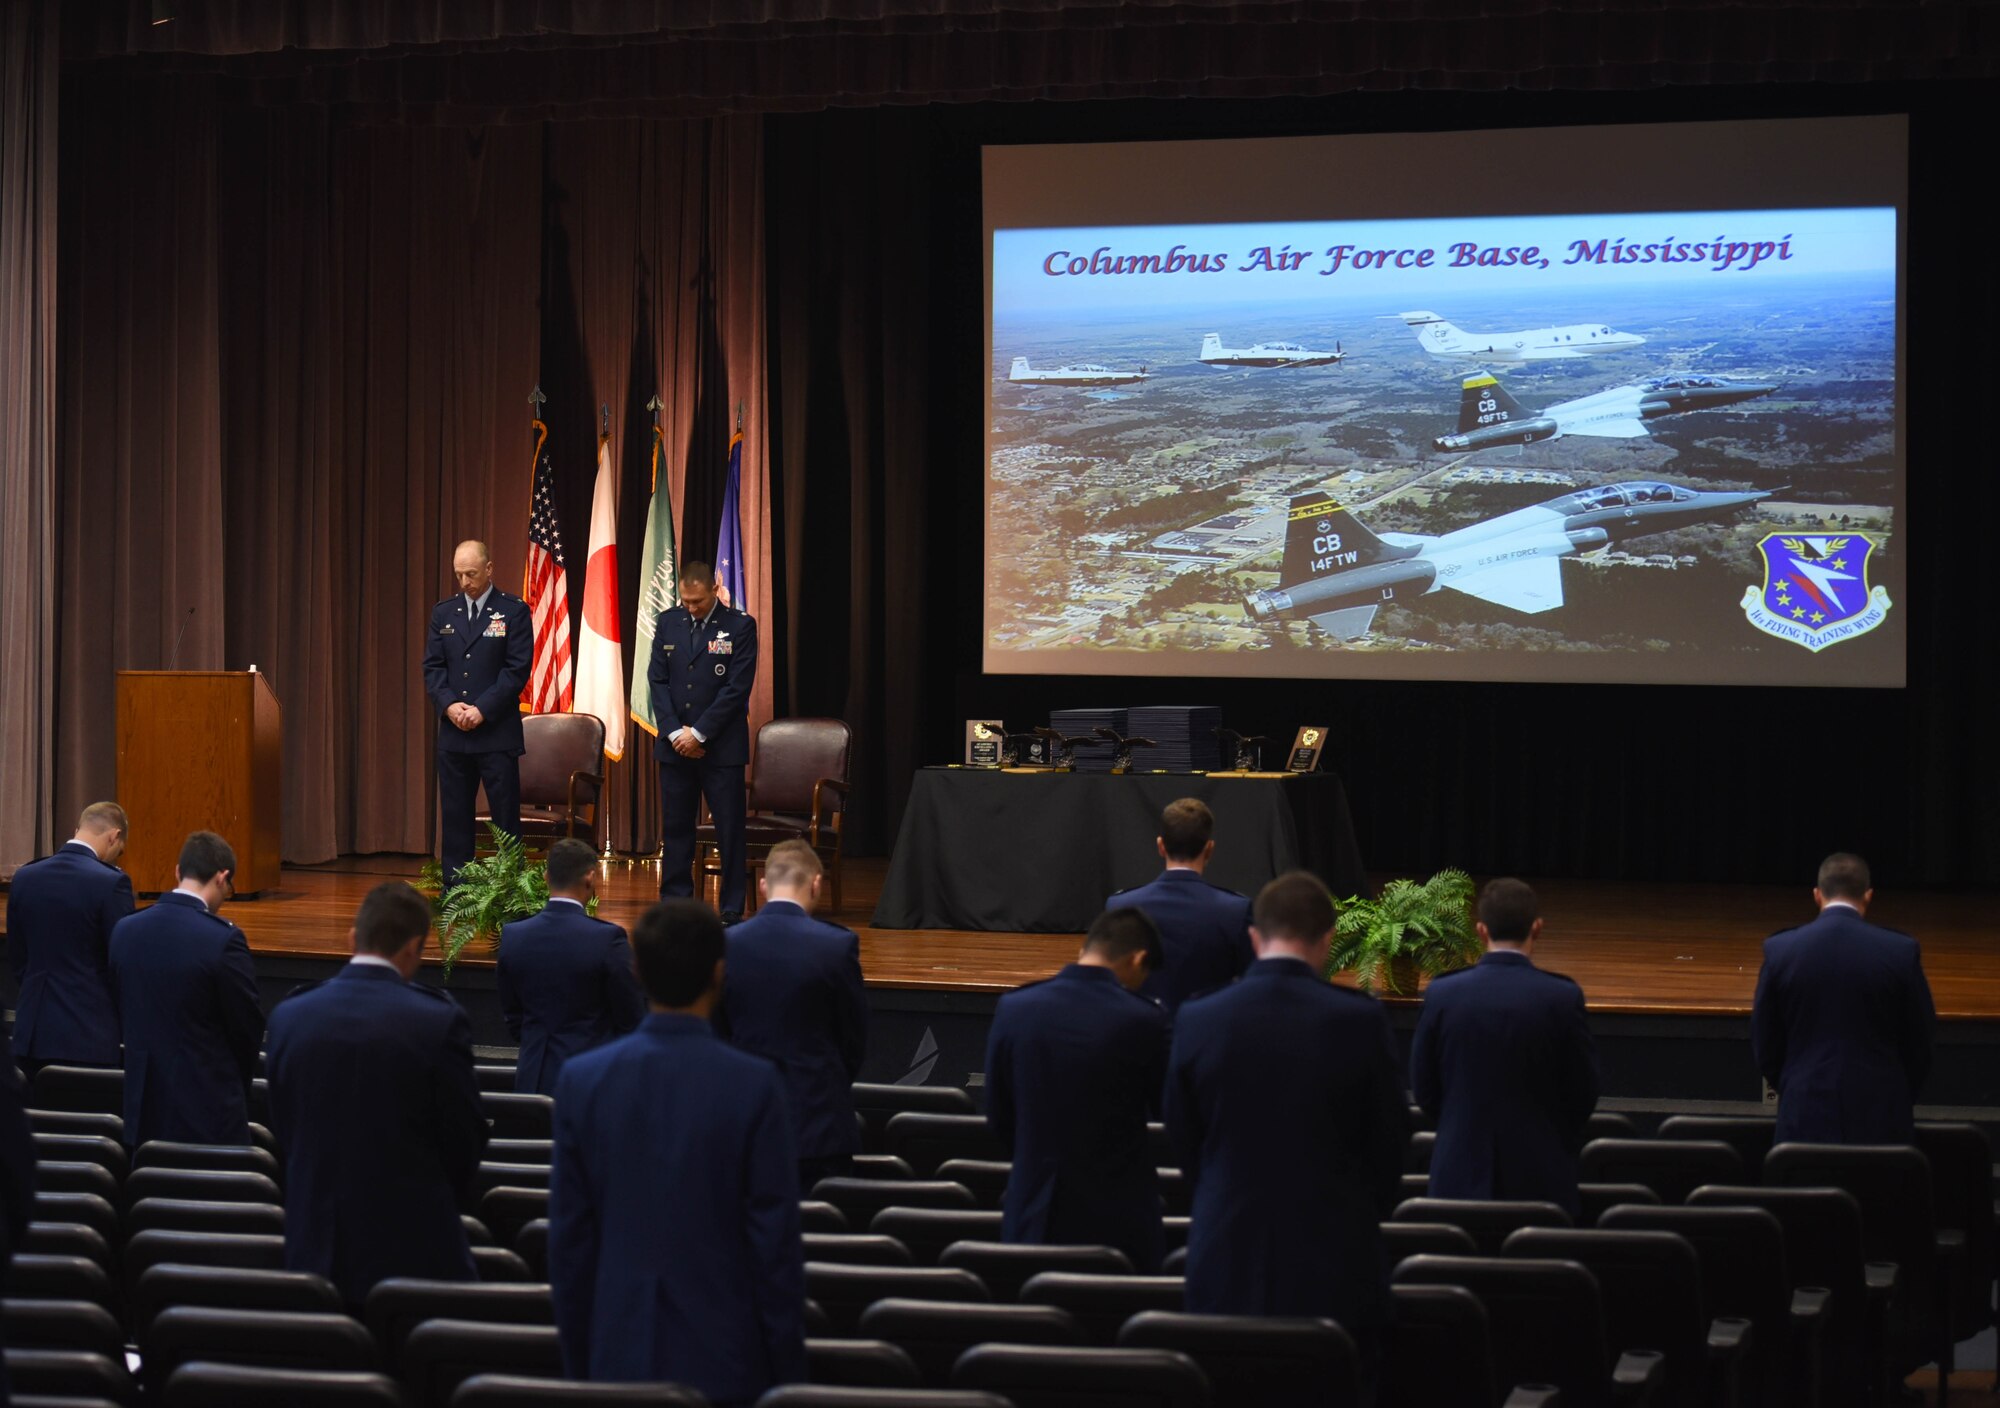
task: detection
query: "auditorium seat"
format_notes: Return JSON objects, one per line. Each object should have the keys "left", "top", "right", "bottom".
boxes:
{"left": 132, "top": 1140, "right": 283, "bottom": 1181}
{"left": 19, "top": 1224, "right": 110, "bottom": 1273}
{"left": 481, "top": 1094, "right": 553, "bottom": 1140}
{"left": 28, "top": 1162, "right": 118, "bottom": 1205}
{"left": 139, "top": 1306, "right": 381, "bottom": 1395}
{"left": 513, "top": 1221, "right": 548, "bottom": 1280}
{"left": 1161, "top": 1218, "right": 1189, "bottom": 1253}
{"left": 1913, "top": 1122, "right": 1996, "bottom": 1352}
{"left": 1585, "top": 1111, "right": 1641, "bottom": 1140}
{"left": 479, "top": 1188, "right": 548, "bottom": 1247}
{"left": 396, "top": 1320, "right": 563, "bottom": 1407}
{"left": 853, "top": 1155, "right": 919, "bottom": 1181}
{"left": 31, "top": 1134, "right": 127, "bottom": 1183}
{"left": 806, "top": 1337, "right": 923, "bottom": 1388}
{"left": 162, "top": 1362, "right": 413, "bottom": 1407}
{"left": 1599, "top": 1202, "right": 1826, "bottom": 1408}
{"left": 485, "top": 1140, "right": 553, "bottom": 1167}
{"left": 1154, "top": 1167, "right": 1190, "bottom": 1218}
{"left": 938, "top": 1242, "right": 1132, "bottom": 1300}
{"left": 1655, "top": 1116, "right": 1776, "bottom": 1174}
{"left": 125, "top": 1196, "right": 286, "bottom": 1240}
{"left": 1016, "top": 1273, "right": 1185, "bottom": 1347}
{"left": 32, "top": 1192, "right": 117, "bottom": 1247}
{"left": 869, "top": 1210, "right": 1003, "bottom": 1266}
{"left": 811, "top": 1178, "right": 975, "bottom": 1226}
{"left": 474, "top": 1065, "right": 517, "bottom": 1093}
{"left": 804, "top": 1299, "right": 830, "bottom": 1336}
{"left": 851, "top": 1084, "right": 977, "bottom": 1154}
{"left": 858, "top": 1298, "right": 1082, "bottom": 1386}
{"left": 1398, "top": 1174, "right": 1428, "bottom": 1200}
{"left": 473, "top": 1163, "right": 552, "bottom": 1196}
{"left": 451, "top": 1375, "right": 712, "bottom": 1406}
{"left": 756, "top": 1388, "right": 1011, "bottom": 1408}
{"left": 1384, "top": 1283, "right": 1502, "bottom": 1408}
{"left": 933, "top": 1160, "right": 1009, "bottom": 1211}
{"left": 1119, "top": 1310, "right": 1360, "bottom": 1408}
{"left": 1161, "top": 1247, "right": 1185, "bottom": 1275}
{"left": 1381, "top": 1221, "right": 1480, "bottom": 1264}
{"left": 365, "top": 1280, "right": 554, "bottom": 1368}
{"left": 802, "top": 1264, "right": 989, "bottom": 1336}
{"left": 804, "top": 1234, "right": 915, "bottom": 1267}
{"left": 951, "top": 1343, "right": 1210, "bottom": 1408}
{"left": 29, "top": 1067, "right": 123, "bottom": 1119}
{"left": 1502, "top": 1226, "right": 1750, "bottom": 1408}
{"left": 1391, "top": 1198, "right": 1572, "bottom": 1255}
{"left": 1390, "top": 1255, "right": 1666, "bottom": 1408}
{"left": 1579, "top": 1138, "right": 1745, "bottom": 1206}
{"left": 0, "top": 1297, "right": 125, "bottom": 1358}
{"left": 5, "top": 1256, "right": 117, "bottom": 1317}
{"left": 885, "top": 1114, "right": 1007, "bottom": 1177}
{"left": 1404, "top": 1130, "right": 1436, "bottom": 1174}
{"left": 800, "top": 1201, "right": 851, "bottom": 1235}
{"left": 27, "top": 1109, "right": 124, "bottom": 1142}
{"left": 468, "top": 1247, "right": 531, "bottom": 1283}
{"left": 1576, "top": 1184, "right": 1661, "bottom": 1226}
{"left": 462, "top": 1216, "right": 496, "bottom": 1248}
{"left": 123, "top": 1230, "right": 288, "bottom": 1290}
{"left": 130, "top": 1265, "right": 344, "bottom": 1336}
{"left": 2, "top": 1348, "right": 136, "bottom": 1405}
{"left": 124, "top": 1166, "right": 281, "bottom": 1207}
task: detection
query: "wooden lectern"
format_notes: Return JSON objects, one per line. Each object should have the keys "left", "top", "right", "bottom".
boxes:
{"left": 115, "top": 670, "right": 282, "bottom": 895}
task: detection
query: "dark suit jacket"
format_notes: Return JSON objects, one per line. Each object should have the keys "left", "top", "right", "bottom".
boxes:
{"left": 422, "top": 588, "right": 534, "bottom": 755}
{"left": 646, "top": 603, "right": 758, "bottom": 767}
{"left": 1166, "top": 957, "right": 1409, "bottom": 1336}
{"left": 265, "top": 963, "right": 490, "bottom": 1306}
{"left": 986, "top": 963, "right": 1171, "bottom": 1271}
{"left": 551, "top": 1013, "right": 806, "bottom": 1401}
{"left": 1410, "top": 950, "right": 1600, "bottom": 1217}
{"left": 496, "top": 901, "right": 646, "bottom": 1096}
{"left": 0, "top": 1065, "right": 35, "bottom": 1408}
{"left": 1752, "top": 904, "right": 1936, "bottom": 1144}
{"left": 107, "top": 892, "right": 265, "bottom": 1147}
{"left": 715, "top": 900, "right": 867, "bottom": 1161}
{"left": 1104, "top": 868, "right": 1255, "bottom": 1013}
{"left": 6, "top": 842, "right": 134, "bottom": 1067}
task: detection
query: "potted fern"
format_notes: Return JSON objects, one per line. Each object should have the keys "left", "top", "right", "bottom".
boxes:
{"left": 418, "top": 825, "right": 558, "bottom": 978}
{"left": 1326, "top": 868, "right": 1477, "bottom": 996}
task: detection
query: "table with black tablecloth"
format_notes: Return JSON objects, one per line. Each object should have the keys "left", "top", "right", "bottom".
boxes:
{"left": 872, "top": 769, "right": 1366, "bottom": 932}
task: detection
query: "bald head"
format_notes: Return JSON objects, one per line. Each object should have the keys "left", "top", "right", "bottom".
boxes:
{"left": 453, "top": 540, "right": 494, "bottom": 597}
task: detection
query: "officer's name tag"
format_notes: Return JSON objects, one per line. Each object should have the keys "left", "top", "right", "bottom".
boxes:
{"left": 707, "top": 639, "right": 733, "bottom": 655}
{"left": 484, "top": 618, "right": 508, "bottom": 637}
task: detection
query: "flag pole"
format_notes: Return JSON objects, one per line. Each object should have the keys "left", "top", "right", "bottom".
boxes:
{"left": 645, "top": 393, "right": 666, "bottom": 869}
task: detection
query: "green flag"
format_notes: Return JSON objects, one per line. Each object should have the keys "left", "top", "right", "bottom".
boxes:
{"left": 629, "top": 420, "right": 677, "bottom": 735}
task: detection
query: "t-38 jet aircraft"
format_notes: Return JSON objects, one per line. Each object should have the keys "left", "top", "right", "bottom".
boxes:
{"left": 1007, "top": 356, "right": 1149, "bottom": 387}
{"left": 1433, "top": 370, "right": 1777, "bottom": 452}
{"left": 1394, "top": 310, "right": 1647, "bottom": 361}
{"left": 1244, "top": 481, "right": 1771, "bottom": 639}
{"left": 1198, "top": 333, "right": 1345, "bottom": 368}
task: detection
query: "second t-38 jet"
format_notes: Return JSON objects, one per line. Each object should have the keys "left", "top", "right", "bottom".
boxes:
{"left": 1244, "top": 480, "right": 1771, "bottom": 639}
{"left": 1198, "top": 333, "right": 1346, "bottom": 368}
{"left": 1433, "top": 370, "right": 1778, "bottom": 452}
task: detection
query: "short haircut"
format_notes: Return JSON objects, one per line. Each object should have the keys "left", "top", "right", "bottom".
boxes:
{"left": 633, "top": 899, "right": 725, "bottom": 1006}
{"left": 78, "top": 801, "right": 127, "bottom": 835}
{"left": 764, "top": 839, "right": 823, "bottom": 889}
{"left": 545, "top": 838, "right": 598, "bottom": 892}
{"left": 455, "top": 539, "right": 491, "bottom": 563}
{"left": 1478, "top": 877, "right": 1539, "bottom": 943}
{"left": 678, "top": 559, "right": 716, "bottom": 586}
{"left": 1253, "top": 871, "right": 1336, "bottom": 945}
{"left": 178, "top": 831, "right": 236, "bottom": 883}
{"left": 354, "top": 881, "right": 433, "bottom": 956}
{"left": 1159, "top": 797, "right": 1215, "bottom": 862}
{"left": 1084, "top": 907, "right": 1162, "bottom": 971}
{"left": 1817, "top": 852, "right": 1871, "bottom": 901}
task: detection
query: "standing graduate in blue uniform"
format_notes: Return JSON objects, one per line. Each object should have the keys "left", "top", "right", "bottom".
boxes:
{"left": 647, "top": 560, "right": 758, "bottom": 921}
{"left": 551, "top": 899, "right": 806, "bottom": 1407}
{"left": 1166, "top": 872, "right": 1409, "bottom": 1378}
{"left": 497, "top": 838, "right": 646, "bottom": 1096}
{"left": 266, "top": 882, "right": 489, "bottom": 1310}
{"left": 715, "top": 840, "right": 868, "bottom": 1191}
{"left": 107, "top": 831, "right": 265, "bottom": 1148}
{"left": 6, "top": 802, "right": 134, "bottom": 1076}
{"left": 1752, "top": 852, "right": 1935, "bottom": 1144}
{"left": 1410, "top": 878, "right": 1600, "bottom": 1217}
{"left": 986, "top": 907, "right": 1170, "bottom": 1272}
{"left": 422, "top": 539, "right": 533, "bottom": 886}
{"left": 1103, "top": 797, "right": 1254, "bottom": 1013}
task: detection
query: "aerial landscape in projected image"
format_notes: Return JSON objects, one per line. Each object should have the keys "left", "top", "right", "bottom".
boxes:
{"left": 986, "top": 214, "right": 1898, "bottom": 674}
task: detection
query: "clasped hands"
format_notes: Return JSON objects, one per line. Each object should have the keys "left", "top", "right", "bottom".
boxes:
{"left": 671, "top": 730, "right": 707, "bottom": 759}
{"left": 446, "top": 703, "right": 486, "bottom": 731}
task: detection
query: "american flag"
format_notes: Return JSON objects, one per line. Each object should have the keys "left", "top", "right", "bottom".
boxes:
{"left": 523, "top": 430, "right": 573, "bottom": 713}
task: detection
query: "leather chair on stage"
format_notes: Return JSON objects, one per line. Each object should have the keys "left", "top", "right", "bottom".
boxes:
{"left": 478, "top": 712, "right": 606, "bottom": 852}
{"left": 697, "top": 717, "right": 852, "bottom": 914}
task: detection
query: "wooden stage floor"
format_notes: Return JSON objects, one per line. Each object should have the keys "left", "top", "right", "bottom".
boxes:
{"left": 227, "top": 856, "right": 2000, "bottom": 1020}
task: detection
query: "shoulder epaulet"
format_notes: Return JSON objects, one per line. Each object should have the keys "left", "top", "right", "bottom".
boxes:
{"left": 1537, "top": 966, "right": 1583, "bottom": 989}
{"left": 1426, "top": 964, "right": 1473, "bottom": 986}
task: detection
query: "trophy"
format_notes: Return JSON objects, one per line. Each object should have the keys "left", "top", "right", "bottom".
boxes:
{"left": 964, "top": 720, "right": 1005, "bottom": 769}
{"left": 1094, "top": 726, "right": 1158, "bottom": 776}
{"left": 1287, "top": 726, "right": 1328, "bottom": 773}
{"left": 1217, "top": 728, "right": 1269, "bottom": 772}
{"left": 1033, "top": 726, "right": 1096, "bottom": 771}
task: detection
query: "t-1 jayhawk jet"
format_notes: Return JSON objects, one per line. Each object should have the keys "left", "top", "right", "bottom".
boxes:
{"left": 1395, "top": 310, "right": 1647, "bottom": 361}
{"left": 1197, "top": 333, "right": 1345, "bottom": 368}
{"left": 1244, "top": 482, "right": 1771, "bottom": 639}
{"left": 1006, "top": 356, "right": 1149, "bottom": 387}
{"left": 1433, "top": 371, "right": 1777, "bottom": 452}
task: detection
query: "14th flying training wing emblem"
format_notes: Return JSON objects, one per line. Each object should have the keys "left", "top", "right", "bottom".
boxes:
{"left": 1739, "top": 532, "right": 1892, "bottom": 652}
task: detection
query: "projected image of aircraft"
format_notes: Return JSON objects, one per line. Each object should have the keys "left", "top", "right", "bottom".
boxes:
{"left": 1007, "top": 356, "right": 1150, "bottom": 387}
{"left": 1244, "top": 482, "right": 1771, "bottom": 639}
{"left": 1434, "top": 371, "right": 1777, "bottom": 452}
{"left": 1198, "top": 333, "right": 1345, "bottom": 368}
{"left": 1394, "top": 310, "right": 1647, "bottom": 361}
